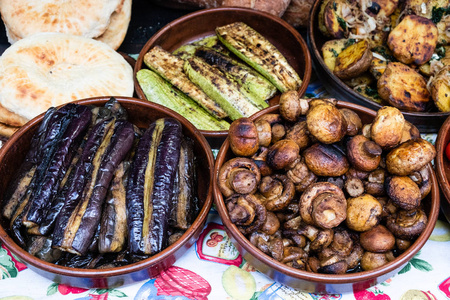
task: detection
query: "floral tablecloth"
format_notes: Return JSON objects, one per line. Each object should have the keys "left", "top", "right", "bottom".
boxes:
{"left": 1, "top": 74, "right": 450, "bottom": 300}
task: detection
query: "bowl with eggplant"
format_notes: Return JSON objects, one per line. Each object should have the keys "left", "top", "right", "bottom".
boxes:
{"left": 307, "top": 0, "right": 450, "bottom": 133}
{"left": 213, "top": 92, "right": 440, "bottom": 293}
{"left": 133, "top": 7, "right": 312, "bottom": 147}
{"left": 0, "top": 96, "right": 214, "bottom": 288}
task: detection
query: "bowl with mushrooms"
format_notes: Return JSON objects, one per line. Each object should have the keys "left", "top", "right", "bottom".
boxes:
{"left": 307, "top": 0, "right": 450, "bottom": 133}
{"left": 434, "top": 115, "right": 450, "bottom": 223}
{"left": 213, "top": 93, "right": 439, "bottom": 293}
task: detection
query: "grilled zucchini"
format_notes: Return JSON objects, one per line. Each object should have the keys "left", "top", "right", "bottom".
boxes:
{"left": 215, "top": 22, "right": 302, "bottom": 93}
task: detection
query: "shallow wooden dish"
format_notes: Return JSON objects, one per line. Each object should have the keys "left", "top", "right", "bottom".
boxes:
{"left": 434, "top": 115, "right": 450, "bottom": 223}
{"left": 307, "top": 0, "right": 449, "bottom": 133}
{"left": 213, "top": 102, "right": 440, "bottom": 293}
{"left": 134, "top": 7, "right": 312, "bottom": 146}
{"left": 0, "top": 96, "right": 214, "bottom": 289}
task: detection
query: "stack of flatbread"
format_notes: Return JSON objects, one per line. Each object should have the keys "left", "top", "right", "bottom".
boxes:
{"left": 0, "top": 0, "right": 132, "bottom": 50}
{"left": 0, "top": 0, "right": 134, "bottom": 137}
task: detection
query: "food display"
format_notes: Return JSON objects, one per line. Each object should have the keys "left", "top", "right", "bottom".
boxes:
{"left": 0, "top": 0, "right": 131, "bottom": 50}
{"left": 1, "top": 98, "right": 200, "bottom": 268}
{"left": 216, "top": 94, "right": 436, "bottom": 274}
{"left": 0, "top": 32, "right": 134, "bottom": 138}
{"left": 136, "top": 21, "right": 302, "bottom": 131}
{"left": 316, "top": 0, "right": 450, "bottom": 113}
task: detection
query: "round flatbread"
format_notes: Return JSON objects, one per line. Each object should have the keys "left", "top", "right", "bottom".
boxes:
{"left": 0, "top": 32, "right": 134, "bottom": 121}
{"left": 0, "top": 103, "right": 29, "bottom": 127}
{"left": 0, "top": 121, "right": 19, "bottom": 138}
{"left": 0, "top": 0, "right": 122, "bottom": 43}
{"left": 95, "top": 0, "right": 132, "bottom": 50}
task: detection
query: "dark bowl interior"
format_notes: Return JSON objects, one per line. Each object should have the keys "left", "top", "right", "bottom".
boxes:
{"left": 434, "top": 115, "right": 450, "bottom": 223}
{"left": 307, "top": 0, "right": 449, "bottom": 133}
{"left": 213, "top": 102, "right": 440, "bottom": 294}
{"left": 134, "top": 7, "right": 312, "bottom": 145}
{"left": 0, "top": 96, "right": 214, "bottom": 289}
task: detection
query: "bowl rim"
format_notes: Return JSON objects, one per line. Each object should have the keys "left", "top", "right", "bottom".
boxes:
{"left": 133, "top": 6, "right": 312, "bottom": 137}
{"left": 0, "top": 96, "right": 215, "bottom": 278}
{"left": 213, "top": 102, "right": 440, "bottom": 284}
{"left": 307, "top": 0, "right": 450, "bottom": 119}
{"left": 434, "top": 115, "right": 450, "bottom": 208}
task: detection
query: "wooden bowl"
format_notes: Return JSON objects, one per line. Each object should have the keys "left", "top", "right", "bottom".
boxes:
{"left": 134, "top": 7, "right": 312, "bottom": 146}
{"left": 0, "top": 96, "right": 214, "bottom": 289}
{"left": 307, "top": 0, "right": 449, "bottom": 133}
{"left": 213, "top": 102, "right": 440, "bottom": 293}
{"left": 434, "top": 115, "right": 450, "bottom": 223}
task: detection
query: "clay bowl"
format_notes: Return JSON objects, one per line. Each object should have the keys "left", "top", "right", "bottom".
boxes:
{"left": 0, "top": 96, "right": 214, "bottom": 289}
{"left": 434, "top": 115, "right": 450, "bottom": 223}
{"left": 307, "top": 0, "right": 449, "bottom": 133}
{"left": 213, "top": 102, "right": 440, "bottom": 293}
{"left": 134, "top": 7, "right": 312, "bottom": 147}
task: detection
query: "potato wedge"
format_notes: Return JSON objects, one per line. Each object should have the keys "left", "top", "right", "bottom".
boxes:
{"left": 334, "top": 40, "right": 373, "bottom": 80}
{"left": 437, "top": 15, "right": 450, "bottom": 45}
{"left": 318, "top": 0, "right": 332, "bottom": 37}
{"left": 321, "top": 38, "right": 348, "bottom": 71}
{"left": 406, "top": 0, "right": 448, "bottom": 19}
{"left": 323, "top": 0, "right": 349, "bottom": 38}
{"left": 370, "top": 56, "right": 388, "bottom": 79}
{"left": 366, "top": 0, "right": 399, "bottom": 18}
{"left": 387, "top": 15, "right": 438, "bottom": 65}
{"left": 431, "top": 65, "right": 450, "bottom": 112}
{"left": 377, "top": 62, "right": 431, "bottom": 111}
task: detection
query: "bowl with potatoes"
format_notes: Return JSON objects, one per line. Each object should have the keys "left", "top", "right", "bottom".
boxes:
{"left": 134, "top": 7, "right": 311, "bottom": 146}
{"left": 307, "top": 0, "right": 450, "bottom": 133}
{"left": 213, "top": 93, "right": 439, "bottom": 293}
{"left": 0, "top": 96, "right": 214, "bottom": 288}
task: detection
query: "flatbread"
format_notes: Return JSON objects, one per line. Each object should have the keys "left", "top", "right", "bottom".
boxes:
{"left": 0, "top": 32, "right": 134, "bottom": 121}
{"left": 95, "top": 0, "right": 132, "bottom": 50}
{"left": 0, "top": 0, "right": 122, "bottom": 43}
{"left": 0, "top": 121, "right": 19, "bottom": 138}
{"left": 0, "top": 103, "right": 29, "bottom": 127}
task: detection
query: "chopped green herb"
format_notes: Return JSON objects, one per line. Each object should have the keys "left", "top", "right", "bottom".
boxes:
{"left": 431, "top": 6, "right": 450, "bottom": 24}
{"left": 356, "top": 87, "right": 362, "bottom": 93}
{"left": 331, "top": 49, "right": 339, "bottom": 57}
{"left": 372, "top": 46, "right": 395, "bottom": 61}
{"left": 333, "top": 1, "right": 337, "bottom": 11}
{"left": 337, "top": 17, "right": 347, "bottom": 30}
{"left": 365, "top": 86, "right": 379, "bottom": 98}
{"left": 344, "top": 39, "right": 356, "bottom": 48}
{"left": 436, "top": 46, "right": 446, "bottom": 59}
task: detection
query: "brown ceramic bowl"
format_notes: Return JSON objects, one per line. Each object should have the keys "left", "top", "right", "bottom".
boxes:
{"left": 134, "top": 7, "right": 312, "bottom": 145}
{"left": 307, "top": 0, "right": 449, "bottom": 133}
{"left": 434, "top": 115, "right": 450, "bottom": 223}
{"left": 0, "top": 96, "right": 214, "bottom": 289}
{"left": 213, "top": 102, "right": 440, "bottom": 293}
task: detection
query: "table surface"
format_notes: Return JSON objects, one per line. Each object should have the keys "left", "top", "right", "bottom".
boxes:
{"left": 1, "top": 1, "right": 450, "bottom": 299}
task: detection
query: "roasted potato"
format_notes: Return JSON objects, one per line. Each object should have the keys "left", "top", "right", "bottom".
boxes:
{"left": 370, "top": 56, "right": 388, "bottom": 79}
{"left": 334, "top": 40, "right": 373, "bottom": 80}
{"left": 345, "top": 72, "right": 374, "bottom": 88}
{"left": 406, "top": 0, "right": 449, "bottom": 19}
{"left": 366, "top": 0, "right": 399, "bottom": 17}
{"left": 321, "top": 38, "right": 348, "bottom": 71}
{"left": 437, "top": 15, "right": 450, "bottom": 45}
{"left": 377, "top": 62, "right": 431, "bottom": 112}
{"left": 387, "top": 15, "right": 438, "bottom": 65}
{"left": 322, "top": 0, "right": 349, "bottom": 38}
{"left": 431, "top": 65, "right": 450, "bottom": 112}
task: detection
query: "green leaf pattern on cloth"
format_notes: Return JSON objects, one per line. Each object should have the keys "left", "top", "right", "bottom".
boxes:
{"left": 399, "top": 251, "right": 433, "bottom": 274}
{"left": 0, "top": 246, "right": 18, "bottom": 279}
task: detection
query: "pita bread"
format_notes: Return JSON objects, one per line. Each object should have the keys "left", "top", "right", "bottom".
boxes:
{"left": 0, "top": 103, "right": 29, "bottom": 127}
{"left": 0, "top": 32, "right": 134, "bottom": 121}
{"left": 0, "top": 121, "right": 19, "bottom": 138}
{"left": 95, "top": 0, "right": 132, "bottom": 50}
{"left": 0, "top": 0, "right": 122, "bottom": 43}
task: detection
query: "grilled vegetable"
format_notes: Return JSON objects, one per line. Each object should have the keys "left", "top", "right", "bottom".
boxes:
{"left": 144, "top": 46, "right": 228, "bottom": 119}
{"left": 334, "top": 40, "right": 373, "bottom": 80}
{"left": 321, "top": 39, "right": 348, "bottom": 71}
{"left": 173, "top": 35, "right": 230, "bottom": 60}
{"left": 215, "top": 22, "right": 302, "bottom": 93}
{"left": 126, "top": 118, "right": 182, "bottom": 256}
{"left": 169, "top": 138, "right": 198, "bottom": 230}
{"left": 136, "top": 69, "right": 230, "bottom": 131}
{"left": 431, "top": 65, "right": 450, "bottom": 112}
{"left": 23, "top": 104, "right": 92, "bottom": 230}
{"left": 52, "top": 118, "right": 135, "bottom": 255}
{"left": 195, "top": 46, "right": 276, "bottom": 105}
{"left": 184, "top": 56, "right": 260, "bottom": 120}
{"left": 322, "top": 0, "right": 349, "bottom": 38}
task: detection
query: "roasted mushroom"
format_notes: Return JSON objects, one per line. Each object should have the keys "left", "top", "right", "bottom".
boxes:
{"left": 255, "top": 114, "right": 285, "bottom": 143}
{"left": 386, "top": 208, "right": 428, "bottom": 240}
{"left": 346, "top": 194, "right": 383, "bottom": 232}
{"left": 266, "top": 139, "right": 300, "bottom": 170}
{"left": 359, "top": 225, "right": 395, "bottom": 253}
{"left": 303, "top": 143, "right": 349, "bottom": 177}
{"left": 261, "top": 211, "right": 281, "bottom": 235}
{"left": 409, "top": 166, "right": 432, "bottom": 200}
{"left": 370, "top": 106, "right": 405, "bottom": 149}
{"left": 251, "top": 147, "right": 273, "bottom": 177}
{"left": 228, "top": 118, "right": 259, "bottom": 157}
{"left": 306, "top": 102, "right": 347, "bottom": 144}
{"left": 226, "top": 194, "right": 267, "bottom": 235}
{"left": 255, "top": 119, "right": 272, "bottom": 147}
{"left": 340, "top": 108, "right": 363, "bottom": 136}
{"left": 285, "top": 121, "right": 311, "bottom": 150}
{"left": 360, "top": 251, "right": 395, "bottom": 271}
{"left": 385, "top": 176, "right": 422, "bottom": 211}
{"left": 279, "top": 90, "right": 309, "bottom": 122}
{"left": 259, "top": 174, "right": 296, "bottom": 211}
{"left": 299, "top": 182, "right": 347, "bottom": 229}
{"left": 347, "top": 135, "right": 382, "bottom": 172}
{"left": 217, "top": 157, "right": 261, "bottom": 198}
{"left": 286, "top": 158, "right": 318, "bottom": 192}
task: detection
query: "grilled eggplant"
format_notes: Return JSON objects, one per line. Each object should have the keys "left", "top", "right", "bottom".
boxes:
{"left": 143, "top": 46, "right": 228, "bottom": 119}
{"left": 126, "top": 118, "right": 182, "bottom": 256}
{"left": 216, "top": 22, "right": 302, "bottom": 93}
{"left": 184, "top": 56, "right": 261, "bottom": 120}
{"left": 52, "top": 118, "right": 135, "bottom": 255}
{"left": 195, "top": 46, "right": 276, "bottom": 106}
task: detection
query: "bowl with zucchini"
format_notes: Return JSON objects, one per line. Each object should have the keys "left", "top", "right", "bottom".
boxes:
{"left": 134, "top": 7, "right": 312, "bottom": 145}
{"left": 0, "top": 96, "right": 214, "bottom": 288}
{"left": 308, "top": 0, "right": 450, "bottom": 133}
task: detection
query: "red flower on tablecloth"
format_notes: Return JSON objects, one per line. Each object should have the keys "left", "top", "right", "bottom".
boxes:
{"left": 154, "top": 266, "right": 211, "bottom": 300}
{"left": 439, "top": 276, "right": 450, "bottom": 298}
{"left": 1, "top": 243, "right": 26, "bottom": 273}
{"left": 353, "top": 286, "right": 391, "bottom": 300}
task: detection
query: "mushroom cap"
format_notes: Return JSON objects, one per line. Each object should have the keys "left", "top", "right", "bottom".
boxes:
{"left": 360, "top": 225, "right": 396, "bottom": 253}
{"left": 228, "top": 118, "right": 259, "bottom": 157}
{"left": 386, "top": 175, "right": 422, "bottom": 210}
{"left": 346, "top": 194, "right": 383, "bottom": 232}
{"left": 306, "top": 102, "right": 347, "bottom": 144}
